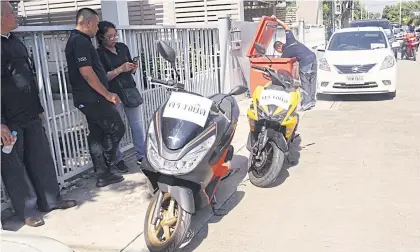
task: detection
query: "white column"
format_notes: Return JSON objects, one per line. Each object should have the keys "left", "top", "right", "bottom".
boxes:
{"left": 218, "top": 15, "right": 232, "bottom": 93}
{"left": 237, "top": 0, "right": 244, "bottom": 21}
{"left": 298, "top": 19, "right": 305, "bottom": 43}
{"left": 100, "top": 0, "right": 130, "bottom": 26}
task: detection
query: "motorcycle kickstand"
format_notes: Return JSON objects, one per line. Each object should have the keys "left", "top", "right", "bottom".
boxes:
{"left": 211, "top": 196, "right": 227, "bottom": 216}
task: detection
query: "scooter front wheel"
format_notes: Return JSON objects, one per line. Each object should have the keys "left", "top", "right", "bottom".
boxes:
{"left": 248, "top": 141, "right": 285, "bottom": 188}
{"left": 144, "top": 192, "right": 192, "bottom": 252}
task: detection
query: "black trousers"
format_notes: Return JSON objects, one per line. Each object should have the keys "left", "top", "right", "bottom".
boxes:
{"left": 78, "top": 101, "right": 125, "bottom": 177}
{"left": 1, "top": 118, "right": 61, "bottom": 220}
{"left": 299, "top": 60, "right": 318, "bottom": 106}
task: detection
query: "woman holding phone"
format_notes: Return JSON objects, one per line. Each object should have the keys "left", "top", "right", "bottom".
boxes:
{"left": 96, "top": 21, "right": 145, "bottom": 173}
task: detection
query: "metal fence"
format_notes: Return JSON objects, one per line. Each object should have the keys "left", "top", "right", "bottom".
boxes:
{"left": 1, "top": 24, "right": 221, "bottom": 211}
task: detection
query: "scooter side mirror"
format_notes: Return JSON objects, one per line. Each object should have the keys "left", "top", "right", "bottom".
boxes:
{"left": 157, "top": 41, "right": 176, "bottom": 64}
{"left": 254, "top": 42, "right": 266, "bottom": 55}
{"left": 229, "top": 85, "right": 248, "bottom": 96}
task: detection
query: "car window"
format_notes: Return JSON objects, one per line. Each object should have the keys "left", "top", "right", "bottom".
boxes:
{"left": 328, "top": 31, "right": 388, "bottom": 51}
{"left": 350, "top": 21, "right": 391, "bottom": 30}
{"left": 394, "top": 28, "right": 402, "bottom": 33}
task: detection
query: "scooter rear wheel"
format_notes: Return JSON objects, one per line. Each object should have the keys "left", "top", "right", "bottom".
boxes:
{"left": 248, "top": 141, "right": 285, "bottom": 188}
{"left": 144, "top": 192, "right": 192, "bottom": 252}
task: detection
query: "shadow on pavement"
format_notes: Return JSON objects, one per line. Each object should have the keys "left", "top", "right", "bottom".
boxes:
{"left": 180, "top": 191, "right": 245, "bottom": 252}
{"left": 317, "top": 93, "right": 395, "bottom": 102}
{"left": 179, "top": 154, "right": 248, "bottom": 252}
{"left": 1, "top": 151, "right": 151, "bottom": 231}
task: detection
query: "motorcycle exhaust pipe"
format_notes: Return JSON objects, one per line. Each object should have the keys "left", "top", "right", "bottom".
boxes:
{"left": 151, "top": 191, "right": 164, "bottom": 226}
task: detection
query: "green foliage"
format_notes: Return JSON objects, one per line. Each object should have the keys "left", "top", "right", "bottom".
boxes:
{"left": 351, "top": 0, "right": 363, "bottom": 20}
{"left": 323, "top": 1, "right": 331, "bottom": 27}
{"left": 382, "top": 1, "right": 420, "bottom": 24}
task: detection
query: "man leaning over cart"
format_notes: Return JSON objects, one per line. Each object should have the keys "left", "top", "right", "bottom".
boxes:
{"left": 271, "top": 15, "right": 317, "bottom": 111}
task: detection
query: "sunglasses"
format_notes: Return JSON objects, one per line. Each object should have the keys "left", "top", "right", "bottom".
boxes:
{"left": 105, "top": 34, "right": 118, "bottom": 41}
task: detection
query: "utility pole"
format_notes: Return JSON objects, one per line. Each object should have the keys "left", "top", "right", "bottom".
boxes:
{"left": 399, "top": 0, "right": 402, "bottom": 24}
{"left": 351, "top": 0, "right": 354, "bottom": 21}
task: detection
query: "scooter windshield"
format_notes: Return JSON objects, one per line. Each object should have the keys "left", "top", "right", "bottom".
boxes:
{"left": 161, "top": 117, "right": 206, "bottom": 150}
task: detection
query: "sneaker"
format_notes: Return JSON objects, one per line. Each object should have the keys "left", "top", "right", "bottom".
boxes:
{"left": 137, "top": 158, "right": 143, "bottom": 165}
{"left": 96, "top": 173, "right": 124, "bottom": 188}
{"left": 115, "top": 160, "right": 129, "bottom": 173}
{"left": 300, "top": 103, "right": 312, "bottom": 111}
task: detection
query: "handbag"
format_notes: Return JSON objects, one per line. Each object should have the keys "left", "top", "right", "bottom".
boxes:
{"left": 118, "top": 86, "right": 143, "bottom": 108}
{"left": 102, "top": 48, "right": 143, "bottom": 107}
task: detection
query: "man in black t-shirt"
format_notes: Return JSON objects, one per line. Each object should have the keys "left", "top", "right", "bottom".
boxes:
{"left": 271, "top": 15, "right": 317, "bottom": 111}
{"left": 1, "top": 1, "right": 76, "bottom": 227}
{"left": 65, "top": 8, "right": 126, "bottom": 187}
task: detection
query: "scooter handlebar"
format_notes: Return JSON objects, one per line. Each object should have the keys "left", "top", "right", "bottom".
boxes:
{"left": 150, "top": 78, "right": 169, "bottom": 85}
{"left": 251, "top": 65, "right": 266, "bottom": 72}
{"left": 149, "top": 77, "right": 184, "bottom": 89}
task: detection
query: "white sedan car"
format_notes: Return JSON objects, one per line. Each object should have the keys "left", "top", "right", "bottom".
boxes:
{"left": 317, "top": 27, "right": 399, "bottom": 97}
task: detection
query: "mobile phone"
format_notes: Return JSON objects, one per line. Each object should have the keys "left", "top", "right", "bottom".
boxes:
{"left": 131, "top": 56, "right": 139, "bottom": 74}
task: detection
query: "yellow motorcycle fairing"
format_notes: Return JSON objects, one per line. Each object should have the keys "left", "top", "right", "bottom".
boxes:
{"left": 247, "top": 81, "right": 301, "bottom": 140}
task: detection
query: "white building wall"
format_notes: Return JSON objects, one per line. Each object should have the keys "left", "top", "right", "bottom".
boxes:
{"left": 295, "top": 0, "right": 323, "bottom": 25}
{"left": 15, "top": 0, "right": 322, "bottom": 27}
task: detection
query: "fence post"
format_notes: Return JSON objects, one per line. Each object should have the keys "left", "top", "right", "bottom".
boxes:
{"left": 218, "top": 15, "right": 232, "bottom": 94}
{"left": 298, "top": 18, "right": 305, "bottom": 43}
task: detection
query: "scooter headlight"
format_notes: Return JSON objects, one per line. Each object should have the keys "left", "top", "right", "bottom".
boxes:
{"left": 270, "top": 109, "right": 288, "bottom": 122}
{"left": 147, "top": 122, "right": 216, "bottom": 175}
{"left": 380, "top": 55, "right": 395, "bottom": 70}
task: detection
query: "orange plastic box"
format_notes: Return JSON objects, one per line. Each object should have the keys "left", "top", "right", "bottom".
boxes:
{"left": 246, "top": 16, "right": 299, "bottom": 95}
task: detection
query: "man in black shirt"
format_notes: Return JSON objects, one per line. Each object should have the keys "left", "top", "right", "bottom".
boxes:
{"left": 1, "top": 1, "right": 76, "bottom": 227}
{"left": 271, "top": 15, "right": 317, "bottom": 111}
{"left": 65, "top": 8, "right": 126, "bottom": 187}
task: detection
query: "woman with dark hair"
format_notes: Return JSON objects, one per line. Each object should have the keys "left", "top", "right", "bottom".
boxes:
{"left": 96, "top": 21, "right": 145, "bottom": 173}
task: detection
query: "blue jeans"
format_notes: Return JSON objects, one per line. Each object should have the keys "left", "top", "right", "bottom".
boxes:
{"left": 299, "top": 60, "right": 317, "bottom": 106}
{"left": 115, "top": 103, "right": 145, "bottom": 162}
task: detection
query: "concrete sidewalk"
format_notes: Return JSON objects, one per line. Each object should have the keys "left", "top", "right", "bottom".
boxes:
{"left": 0, "top": 98, "right": 253, "bottom": 251}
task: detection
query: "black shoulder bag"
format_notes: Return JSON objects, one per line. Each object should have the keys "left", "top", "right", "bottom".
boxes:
{"left": 103, "top": 50, "right": 143, "bottom": 107}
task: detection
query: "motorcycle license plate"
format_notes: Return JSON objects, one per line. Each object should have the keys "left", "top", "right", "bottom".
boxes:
{"left": 346, "top": 75, "right": 364, "bottom": 84}
{"left": 259, "top": 89, "right": 291, "bottom": 110}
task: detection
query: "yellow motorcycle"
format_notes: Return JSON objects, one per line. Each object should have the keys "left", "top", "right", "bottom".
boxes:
{"left": 247, "top": 64, "right": 301, "bottom": 188}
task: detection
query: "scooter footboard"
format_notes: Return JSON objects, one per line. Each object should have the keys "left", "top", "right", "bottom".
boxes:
{"left": 157, "top": 176, "right": 196, "bottom": 214}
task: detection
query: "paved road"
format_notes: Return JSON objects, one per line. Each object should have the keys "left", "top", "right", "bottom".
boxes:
{"left": 178, "top": 60, "right": 420, "bottom": 252}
